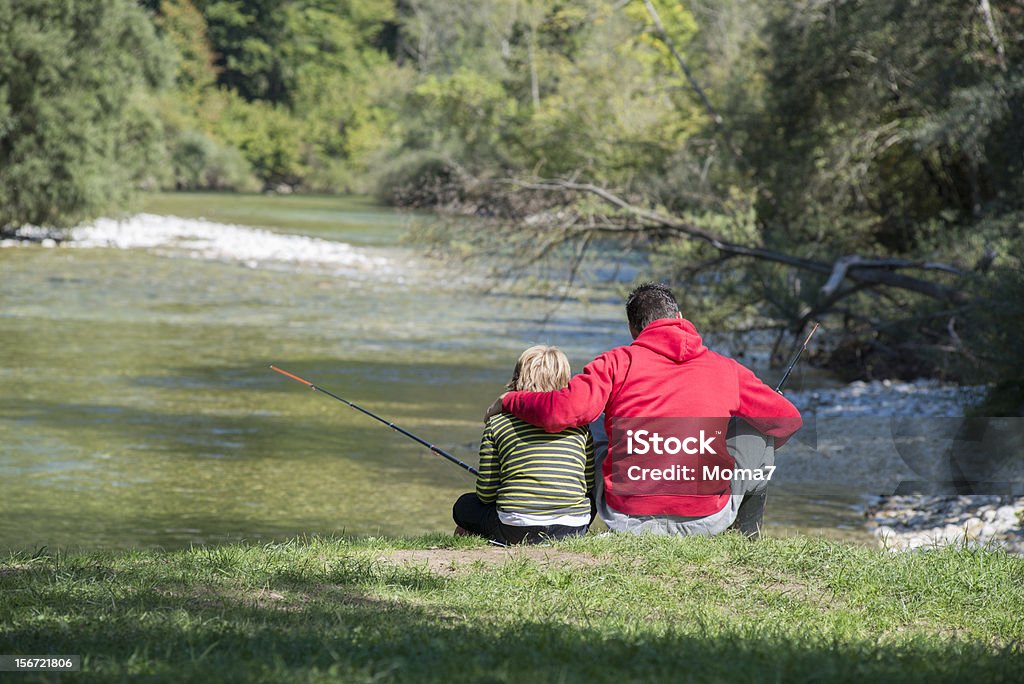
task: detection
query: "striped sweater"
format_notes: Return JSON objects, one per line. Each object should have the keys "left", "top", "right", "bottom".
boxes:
{"left": 475, "top": 413, "right": 594, "bottom": 517}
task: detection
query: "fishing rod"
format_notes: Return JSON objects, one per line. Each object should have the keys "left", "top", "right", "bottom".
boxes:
{"left": 270, "top": 365, "right": 479, "bottom": 476}
{"left": 775, "top": 323, "right": 820, "bottom": 393}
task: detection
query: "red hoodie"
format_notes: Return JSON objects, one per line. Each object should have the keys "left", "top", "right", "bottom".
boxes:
{"left": 502, "top": 317, "right": 802, "bottom": 517}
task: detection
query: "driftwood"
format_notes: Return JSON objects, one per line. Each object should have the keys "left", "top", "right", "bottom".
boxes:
{"left": 820, "top": 256, "right": 962, "bottom": 297}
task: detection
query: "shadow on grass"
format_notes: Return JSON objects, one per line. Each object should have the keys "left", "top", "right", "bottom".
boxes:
{"left": 1, "top": 553, "right": 1022, "bottom": 684}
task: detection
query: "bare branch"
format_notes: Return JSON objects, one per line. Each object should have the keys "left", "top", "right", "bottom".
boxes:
{"left": 820, "top": 255, "right": 963, "bottom": 296}
{"left": 797, "top": 282, "right": 870, "bottom": 333}
{"left": 514, "top": 178, "right": 968, "bottom": 303}
{"left": 978, "top": 0, "right": 1008, "bottom": 70}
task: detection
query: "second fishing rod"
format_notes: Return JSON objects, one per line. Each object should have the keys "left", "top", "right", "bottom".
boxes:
{"left": 775, "top": 323, "right": 820, "bottom": 393}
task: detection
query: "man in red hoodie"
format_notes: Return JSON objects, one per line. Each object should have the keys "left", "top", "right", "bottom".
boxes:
{"left": 487, "top": 283, "right": 802, "bottom": 538}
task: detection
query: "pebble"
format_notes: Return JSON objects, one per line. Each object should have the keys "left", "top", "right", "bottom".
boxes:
{"left": 868, "top": 493, "right": 1023, "bottom": 555}
{"left": 787, "top": 379, "right": 986, "bottom": 418}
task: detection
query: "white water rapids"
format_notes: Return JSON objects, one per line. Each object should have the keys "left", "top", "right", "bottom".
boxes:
{"left": 3, "top": 214, "right": 392, "bottom": 275}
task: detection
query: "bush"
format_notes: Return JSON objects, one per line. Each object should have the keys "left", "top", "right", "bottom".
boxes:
{"left": 0, "top": 0, "right": 169, "bottom": 230}
{"left": 214, "top": 95, "right": 308, "bottom": 189}
{"left": 964, "top": 264, "right": 1024, "bottom": 416}
{"left": 302, "top": 158, "right": 357, "bottom": 195}
{"left": 373, "top": 151, "right": 469, "bottom": 207}
{"left": 167, "top": 128, "right": 259, "bottom": 191}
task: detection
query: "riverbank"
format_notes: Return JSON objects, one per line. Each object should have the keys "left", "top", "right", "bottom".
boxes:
{"left": 786, "top": 380, "right": 1024, "bottom": 554}
{"left": 868, "top": 495, "right": 1024, "bottom": 553}
{"left": 2, "top": 534, "right": 1021, "bottom": 682}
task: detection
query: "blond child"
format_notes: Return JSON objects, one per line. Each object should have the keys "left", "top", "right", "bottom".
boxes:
{"left": 453, "top": 345, "right": 594, "bottom": 544}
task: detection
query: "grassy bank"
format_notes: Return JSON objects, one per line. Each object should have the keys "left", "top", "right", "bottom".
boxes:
{"left": 2, "top": 534, "right": 1022, "bottom": 682}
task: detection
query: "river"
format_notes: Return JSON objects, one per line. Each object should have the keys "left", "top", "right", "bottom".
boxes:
{"left": 0, "top": 193, "right": 870, "bottom": 550}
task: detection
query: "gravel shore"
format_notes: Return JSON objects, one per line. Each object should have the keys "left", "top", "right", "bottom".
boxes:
{"left": 787, "top": 380, "right": 1023, "bottom": 554}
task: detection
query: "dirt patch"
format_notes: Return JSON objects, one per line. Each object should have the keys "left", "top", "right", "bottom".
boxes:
{"left": 0, "top": 564, "right": 38, "bottom": 578}
{"left": 379, "top": 547, "right": 604, "bottom": 575}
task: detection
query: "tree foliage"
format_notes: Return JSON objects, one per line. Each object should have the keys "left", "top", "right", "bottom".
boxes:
{"left": 0, "top": 0, "right": 169, "bottom": 231}
{"left": 3, "top": 0, "right": 1022, "bottom": 405}
{"left": 391, "top": 0, "right": 1023, "bottom": 403}
{"left": 745, "top": 0, "right": 1023, "bottom": 254}
{"left": 728, "top": 0, "right": 1024, "bottom": 389}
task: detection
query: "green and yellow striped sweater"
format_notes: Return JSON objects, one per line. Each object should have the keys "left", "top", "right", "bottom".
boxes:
{"left": 476, "top": 413, "right": 594, "bottom": 517}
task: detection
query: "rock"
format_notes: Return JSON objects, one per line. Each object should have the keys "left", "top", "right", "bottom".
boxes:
{"left": 905, "top": 536, "right": 927, "bottom": 550}
{"left": 996, "top": 505, "right": 1019, "bottom": 524}
{"left": 964, "top": 517, "right": 984, "bottom": 539}
{"left": 792, "top": 377, "right": 1022, "bottom": 556}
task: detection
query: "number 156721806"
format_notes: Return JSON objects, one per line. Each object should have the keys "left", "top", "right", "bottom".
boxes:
{"left": 0, "top": 656, "right": 81, "bottom": 671}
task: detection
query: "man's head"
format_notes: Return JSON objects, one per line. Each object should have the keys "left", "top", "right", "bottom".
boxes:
{"left": 626, "top": 282, "right": 680, "bottom": 338}
{"left": 507, "top": 345, "right": 572, "bottom": 392}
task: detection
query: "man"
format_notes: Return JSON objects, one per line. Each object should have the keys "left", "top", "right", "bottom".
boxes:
{"left": 485, "top": 283, "right": 802, "bottom": 538}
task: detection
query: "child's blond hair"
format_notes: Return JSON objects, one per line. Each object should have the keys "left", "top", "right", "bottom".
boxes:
{"left": 506, "top": 345, "right": 571, "bottom": 392}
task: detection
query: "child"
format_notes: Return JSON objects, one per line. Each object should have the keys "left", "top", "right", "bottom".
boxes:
{"left": 453, "top": 345, "right": 594, "bottom": 544}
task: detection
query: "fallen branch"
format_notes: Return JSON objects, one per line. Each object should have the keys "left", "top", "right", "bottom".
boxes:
{"left": 515, "top": 179, "right": 968, "bottom": 303}
{"left": 820, "top": 255, "right": 963, "bottom": 296}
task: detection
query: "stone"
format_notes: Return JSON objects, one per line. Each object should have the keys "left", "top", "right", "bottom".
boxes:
{"left": 964, "top": 517, "right": 984, "bottom": 539}
{"left": 996, "top": 505, "right": 1018, "bottom": 523}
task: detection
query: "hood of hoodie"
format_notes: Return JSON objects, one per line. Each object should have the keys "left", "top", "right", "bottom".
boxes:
{"left": 631, "top": 317, "right": 707, "bottom": 362}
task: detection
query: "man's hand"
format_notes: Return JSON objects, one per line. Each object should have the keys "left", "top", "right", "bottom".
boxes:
{"left": 484, "top": 393, "right": 508, "bottom": 423}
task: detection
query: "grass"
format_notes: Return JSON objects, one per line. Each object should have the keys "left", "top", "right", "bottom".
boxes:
{"left": 1, "top": 533, "right": 1022, "bottom": 682}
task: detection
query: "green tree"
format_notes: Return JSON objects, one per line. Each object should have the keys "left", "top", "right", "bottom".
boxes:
{"left": 150, "top": 0, "right": 259, "bottom": 191}
{"left": 0, "top": 0, "right": 169, "bottom": 231}
{"left": 156, "top": 0, "right": 218, "bottom": 102}
{"left": 184, "top": 0, "right": 396, "bottom": 190}
{"left": 745, "top": 0, "right": 1023, "bottom": 252}
{"left": 197, "top": 0, "right": 290, "bottom": 103}
{"left": 376, "top": 0, "right": 708, "bottom": 202}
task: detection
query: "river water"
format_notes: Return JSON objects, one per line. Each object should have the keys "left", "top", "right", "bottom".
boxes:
{"left": 0, "top": 193, "right": 869, "bottom": 551}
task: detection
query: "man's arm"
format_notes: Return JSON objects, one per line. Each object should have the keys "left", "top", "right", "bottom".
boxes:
{"left": 502, "top": 353, "right": 618, "bottom": 433}
{"left": 733, "top": 363, "right": 803, "bottom": 447}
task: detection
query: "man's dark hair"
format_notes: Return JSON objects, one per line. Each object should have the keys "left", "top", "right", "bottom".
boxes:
{"left": 626, "top": 283, "right": 680, "bottom": 333}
